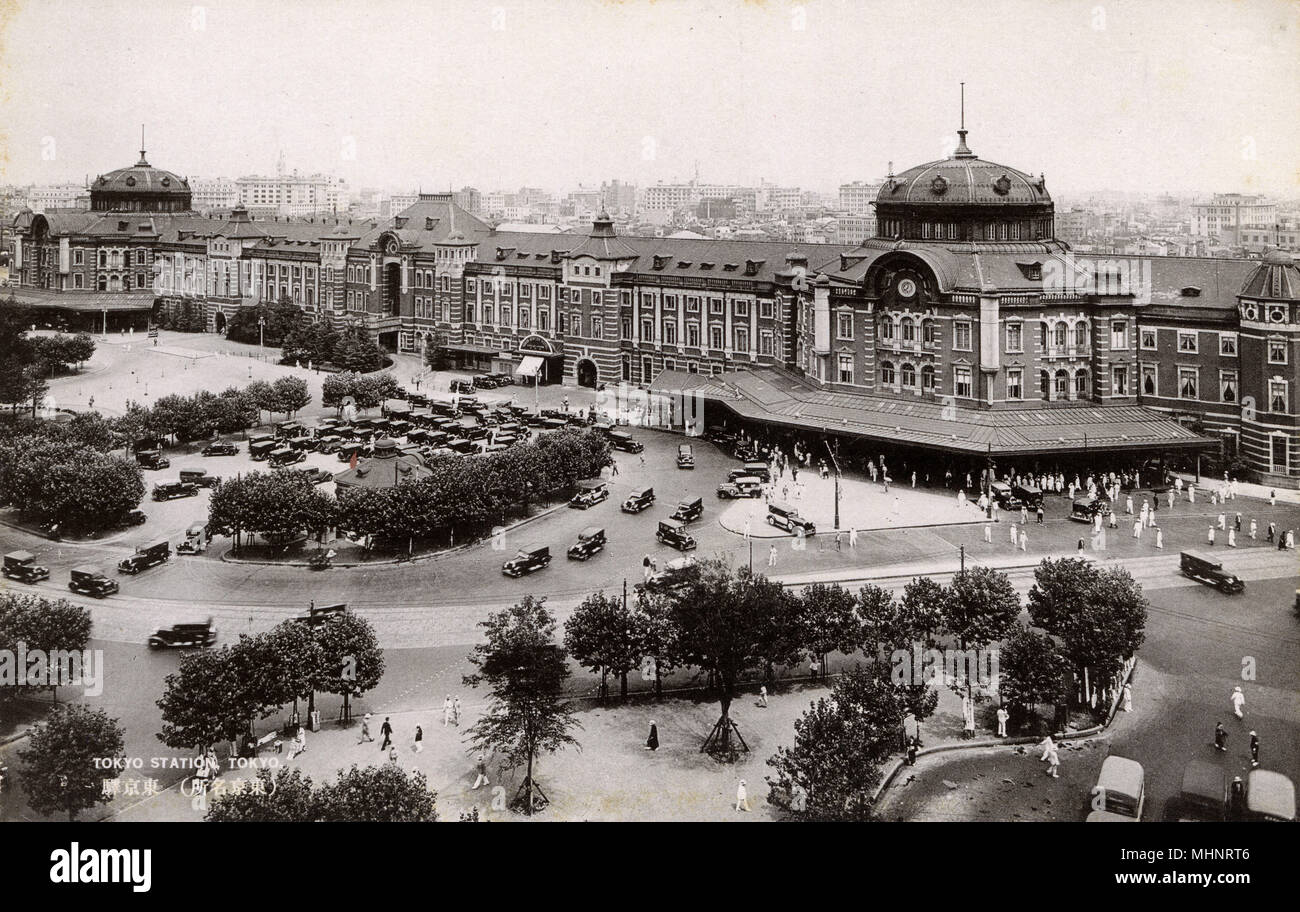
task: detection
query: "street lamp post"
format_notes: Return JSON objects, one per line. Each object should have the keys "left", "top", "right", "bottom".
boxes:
{"left": 824, "top": 435, "right": 841, "bottom": 531}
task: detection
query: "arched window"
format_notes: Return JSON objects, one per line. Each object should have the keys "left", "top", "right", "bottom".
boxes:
{"left": 1039, "top": 370, "right": 1051, "bottom": 401}
{"left": 901, "top": 317, "right": 915, "bottom": 343}
{"left": 1074, "top": 368, "right": 1088, "bottom": 397}
{"left": 1074, "top": 321, "right": 1088, "bottom": 349}
{"left": 901, "top": 362, "right": 916, "bottom": 387}
{"left": 1053, "top": 323, "right": 1067, "bottom": 349}
{"left": 921, "top": 364, "right": 935, "bottom": 391}
{"left": 880, "top": 316, "right": 895, "bottom": 341}
{"left": 1055, "top": 369, "right": 1070, "bottom": 398}
{"left": 881, "top": 361, "right": 895, "bottom": 386}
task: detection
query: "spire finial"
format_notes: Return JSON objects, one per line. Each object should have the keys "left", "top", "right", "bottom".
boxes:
{"left": 960, "top": 82, "right": 965, "bottom": 130}
{"left": 137, "top": 124, "right": 148, "bottom": 166}
{"left": 952, "top": 83, "right": 974, "bottom": 158}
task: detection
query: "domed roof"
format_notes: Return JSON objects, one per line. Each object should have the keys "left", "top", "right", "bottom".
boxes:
{"left": 877, "top": 130, "right": 1050, "bottom": 208}
{"left": 1241, "top": 248, "right": 1300, "bottom": 300}
{"left": 93, "top": 151, "right": 190, "bottom": 197}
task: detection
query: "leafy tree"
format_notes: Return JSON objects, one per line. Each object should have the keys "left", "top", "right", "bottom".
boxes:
{"left": 766, "top": 668, "right": 909, "bottom": 820}
{"left": 856, "top": 583, "right": 898, "bottom": 673}
{"left": 314, "top": 764, "right": 437, "bottom": 822}
{"left": 225, "top": 298, "right": 304, "bottom": 347}
{"left": 262, "top": 620, "right": 323, "bottom": 720}
{"left": 898, "top": 576, "right": 946, "bottom": 649}
{"left": 943, "top": 566, "right": 1021, "bottom": 652}
{"left": 312, "top": 612, "right": 385, "bottom": 722}
{"left": 670, "top": 559, "right": 781, "bottom": 754}
{"left": 0, "top": 592, "right": 93, "bottom": 703}
{"left": 206, "top": 768, "right": 317, "bottom": 822}
{"left": 564, "top": 590, "right": 641, "bottom": 699}
{"left": 1025, "top": 558, "right": 1095, "bottom": 635}
{"left": 245, "top": 380, "right": 275, "bottom": 423}
{"left": 207, "top": 470, "right": 335, "bottom": 549}
{"left": 798, "top": 583, "right": 864, "bottom": 679}
{"left": 998, "top": 623, "right": 1070, "bottom": 728}
{"left": 423, "top": 330, "right": 449, "bottom": 370}
{"left": 271, "top": 375, "right": 311, "bottom": 417}
{"left": 3, "top": 440, "right": 144, "bottom": 532}
{"left": 464, "top": 596, "right": 580, "bottom": 815}
{"left": 631, "top": 592, "right": 683, "bottom": 700}
{"left": 18, "top": 705, "right": 125, "bottom": 820}
{"left": 282, "top": 320, "right": 339, "bottom": 367}
{"left": 748, "top": 573, "right": 804, "bottom": 682}
{"left": 156, "top": 637, "right": 283, "bottom": 751}
{"left": 332, "top": 326, "right": 387, "bottom": 373}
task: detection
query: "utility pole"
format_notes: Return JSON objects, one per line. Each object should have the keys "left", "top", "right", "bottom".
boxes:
{"left": 959, "top": 544, "right": 965, "bottom": 578}
{"left": 824, "top": 436, "right": 841, "bottom": 530}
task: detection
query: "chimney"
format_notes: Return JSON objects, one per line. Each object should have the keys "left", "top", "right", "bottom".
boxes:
{"left": 425, "top": 217, "right": 434, "bottom": 230}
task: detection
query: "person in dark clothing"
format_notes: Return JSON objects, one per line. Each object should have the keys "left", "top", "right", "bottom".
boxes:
{"left": 1250, "top": 731, "right": 1259, "bottom": 767}
{"left": 1213, "top": 721, "right": 1227, "bottom": 752}
{"left": 645, "top": 720, "right": 659, "bottom": 751}
{"left": 380, "top": 716, "right": 393, "bottom": 751}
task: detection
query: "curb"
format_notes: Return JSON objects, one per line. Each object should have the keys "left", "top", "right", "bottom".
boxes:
{"left": 870, "top": 660, "right": 1137, "bottom": 806}
{"left": 218, "top": 500, "right": 572, "bottom": 568}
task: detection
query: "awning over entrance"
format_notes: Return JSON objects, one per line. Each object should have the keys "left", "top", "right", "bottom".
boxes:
{"left": 438, "top": 342, "right": 500, "bottom": 356}
{"left": 3, "top": 289, "right": 155, "bottom": 312}
{"left": 516, "top": 355, "right": 544, "bottom": 378}
{"left": 649, "top": 366, "right": 1215, "bottom": 457}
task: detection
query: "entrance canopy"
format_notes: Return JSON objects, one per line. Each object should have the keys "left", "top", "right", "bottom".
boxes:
{"left": 516, "top": 355, "right": 544, "bottom": 378}
{"left": 650, "top": 366, "right": 1214, "bottom": 458}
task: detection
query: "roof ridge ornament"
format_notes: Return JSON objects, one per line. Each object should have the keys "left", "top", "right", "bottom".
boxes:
{"left": 951, "top": 82, "right": 975, "bottom": 158}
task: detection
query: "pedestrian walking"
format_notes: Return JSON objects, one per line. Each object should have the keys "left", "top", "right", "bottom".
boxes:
{"left": 1217, "top": 512, "right": 1226, "bottom": 530}
{"left": 414, "top": 725, "right": 424, "bottom": 753}
{"left": 1132, "top": 519, "right": 1141, "bottom": 539}
{"left": 768, "top": 544, "right": 778, "bottom": 567}
{"left": 453, "top": 696, "right": 462, "bottom": 726}
{"left": 1267, "top": 522, "right": 1276, "bottom": 543}
{"left": 1288, "top": 530, "right": 1296, "bottom": 550}
{"left": 1010, "top": 522, "right": 1018, "bottom": 545}
{"left": 1228, "top": 528, "right": 1237, "bottom": 548}
{"left": 472, "top": 753, "right": 490, "bottom": 789}
{"left": 1020, "top": 506, "right": 1029, "bottom": 525}
{"left": 1250, "top": 519, "right": 1257, "bottom": 540}
{"left": 1235, "top": 513, "right": 1242, "bottom": 532}
{"left": 849, "top": 527, "right": 858, "bottom": 549}
{"left": 735, "top": 779, "right": 750, "bottom": 812}
{"left": 1155, "top": 527, "right": 1163, "bottom": 550}
{"left": 1019, "top": 528, "right": 1028, "bottom": 551}
{"left": 984, "top": 523, "right": 992, "bottom": 544}
{"left": 1208, "top": 526, "right": 1215, "bottom": 546}
{"left": 1214, "top": 722, "right": 1228, "bottom": 751}
{"left": 1039, "top": 735, "right": 1056, "bottom": 761}
{"left": 642, "top": 554, "right": 652, "bottom": 583}
{"left": 358, "top": 713, "right": 374, "bottom": 744}
{"left": 646, "top": 720, "right": 659, "bottom": 751}
{"left": 835, "top": 530, "right": 843, "bottom": 551}
{"left": 443, "top": 695, "right": 454, "bottom": 727}
{"left": 1168, "top": 489, "right": 1175, "bottom": 509}
{"left": 996, "top": 706, "right": 1009, "bottom": 737}
{"left": 758, "top": 685, "right": 768, "bottom": 708}
{"left": 809, "top": 655, "right": 819, "bottom": 680}
{"left": 1231, "top": 686, "right": 1245, "bottom": 719}
{"left": 388, "top": 746, "right": 399, "bottom": 764}
{"left": 1108, "top": 510, "right": 1118, "bottom": 529}
{"left": 911, "top": 471, "right": 917, "bottom": 488}
{"left": 1270, "top": 489, "right": 1277, "bottom": 507}
{"left": 1125, "top": 495, "right": 1133, "bottom": 515}
{"left": 1045, "top": 746, "right": 1060, "bottom": 778}
{"left": 1188, "top": 484, "right": 1196, "bottom": 504}
{"left": 1036, "top": 505, "right": 1044, "bottom": 524}
{"left": 1122, "top": 682, "right": 1133, "bottom": 713}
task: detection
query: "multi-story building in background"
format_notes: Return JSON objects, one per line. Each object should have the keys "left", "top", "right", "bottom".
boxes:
{"left": 839, "top": 180, "right": 884, "bottom": 215}
{"left": 1192, "top": 193, "right": 1278, "bottom": 245}
{"left": 7, "top": 136, "right": 1299, "bottom": 484}
{"left": 26, "top": 184, "right": 90, "bottom": 213}
{"left": 236, "top": 157, "right": 346, "bottom": 217}
{"left": 190, "top": 177, "right": 238, "bottom": 212}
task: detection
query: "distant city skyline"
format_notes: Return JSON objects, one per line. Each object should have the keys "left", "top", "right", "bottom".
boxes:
{"left": 1, "top": 0, "right": 1296, "bottom": 197}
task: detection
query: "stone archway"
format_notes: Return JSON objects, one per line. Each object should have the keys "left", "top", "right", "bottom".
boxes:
{"left": 576, "top": 358, "right": 598, "bottom": 389}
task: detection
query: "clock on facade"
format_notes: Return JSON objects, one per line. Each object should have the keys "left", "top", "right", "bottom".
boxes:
{"left": 385, "top": 239, "right": 399, "bottom": 256}
{"left": 897, "top": 278, "right": 917, "bottom": 299}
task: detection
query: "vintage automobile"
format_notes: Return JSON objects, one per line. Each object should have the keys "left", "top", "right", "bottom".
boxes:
{"left": 569, "top": 479, "right": 610, "bottom": 509}
{"left": 250, "top": 439, "right": 278, "bottom": 462}
{"left": 337, "top": 442, "right": 371, "bottom": 462}
{"left": 175, "top": 523, "right": 209, "bottom": 555}
{"left": 502, "top": 544, "right": 551, "bottom": 577}
{"left": 1176, "top": 759, "right": 1228, "bottom": 822}
{"left": 298, "top": 467, "right": 335, "bottom": 485}
{"left": 276, "top": 420, "right": 305, "bottom": 439}
{"left": 201, "top": 440, "right": 240, "bottom": 457}
{"left": 118, "top": 509, "right": 148, "bottom": 527}
{"left": 3, "top": 551, "right": 50, "bottom": 584}
{"left": 135, "top": 449, "right": 171, "bottom": 470}
{"left": 118, "top": 540, "right": 171, "bottom": 574}
{"left": 178, "top": 468, "right": 220, "bottom": 488}
{"left": 472, "top": 374, "right": 500, "bottom": 389}
{"left": 1086, "top": 755, "right": 1145, "bottom": 822}
{"left": 989, "top": 481, "right": 1023, "bottom": 511}
{"left": 677, "top": 444, "right": 695, "bottom": 469}
{"left": 622, "top": 486, "right": 655, "bottom": 514}
{"left": 148, "top": 618, "right": 217, "bottom": 650}
{"left": 1242, "top": 770, "right": 1296, "bottom": 822}
{"left": 636, "top": 556, "right": 699, "bottom": 596}
{"left": 1179, "top": 550, "right": 1245, "bottom": 594}
{"left": 152, "top": 481, "right": 199, "bottom": 502}
{"left": 717, "top": 476, "right": 763, "bottom": 499}
{"left": 566, "top": 526, "right": 607, "bottom": 561}
{"left": 656, "top": 518, "right": 697, "bottom": 551}
{"left": 450, "top": 379, "right": 476, "bottom": 395}
{"left": 315, "top": 434, "right": 345, "bottom": 454}
{"left": 1069, "top": 496, "right": 1112, "bottom": 521}
{"left": 608, "top": 430, "right": 644, "bottom": 454}
{"left": 670, "top": 497, "right": 704, "bottom": 523}
{"left": 269, "top": 447, "right": 306, "bottom": 468}
{"left": 767, "top": 501, "right": 817, "bottom": 535}
{"left": 287, "top": 435, "right": 316, "bottom": 452}
{"left": 447, "top": 437, "right": 477, "bottom": 454}
{"left": 1011, "top": 483, "right": 1044, "bottom": 508}
{"left": 68, "top": 565, "right": 119, "bottom": 598}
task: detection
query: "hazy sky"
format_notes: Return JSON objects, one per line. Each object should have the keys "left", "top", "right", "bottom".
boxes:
{"left": 1, "top": 0, "right": 1296, "bottom": 196}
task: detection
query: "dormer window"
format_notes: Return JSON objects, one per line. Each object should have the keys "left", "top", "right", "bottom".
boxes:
{"left": 699, "top": 262, "right": 714, "bottom": 270}
{"left": 652, "top": 255, "right": 669, "bottom": 270}
{"left": 677, "top": 261, "right": 691, "bottom": 268}
{"left": 723, "top": 263, "right": 738, "bottom": 272}
{"left": 1180, "top": 286, "right": 1202, "bottom": 297}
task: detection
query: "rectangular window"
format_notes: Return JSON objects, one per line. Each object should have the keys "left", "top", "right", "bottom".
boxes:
{"left": 880, "top": 318, "right": 895, "bottom": 341}
{"left": 621, "top": 318, "right": 631, "bottom": 340}
{"left": 760, "top": 331, "right": 774, "bottom": 356}
{"left": 1006, "top": 368, "right": 1023, "bottom": 400}
{"left": 558, "top": 313, "right": 568, "bottom": 334}
{"left": 709, "top": 298, "right": 723, "bottom": 315}
{"left": 1112, "top": 365, "right": 1129, "bottom": 396}
{"left": 734, "top": 327, "right": 749, "bottom": 351}
{"left": 759, "top": 300, "right": 774, "bottom": 319}
{"left": 838, "top": 354, "right": 854, "bottom": 384}
{"left": 1270, "top": 380, "right": 1288, "bottom": 413}
{"left": 685, "top": 296, "right": 699, "bottom": 312}
{"left": 538, "top": 310, "right": 549, "bottom": 332}
{"left": 1218, "top": 333, "right": 1237, "bottom": 356}
{"left": 591, "top": 317, "right": 603, "bottom": 338}
{"left": 73, "top": 249, "right": 84, "bottom": 266}
{"left": 734, "top": 300, "right": 749, "bottom": 317}
{"left": 1005, "top": 323, "right": 1023, "bottom": 353}
{"left": 641, "top": 318, "right": 654, "bottom": 340}
{"left": 1111, "top": 320, "right": 1128, "bottom": 350}
{"left": 837, "top": 313, "right": 853, "bottom": 340}
{"left": 1141, "top": 363, "right": 1158, "bottom": 397}
{"left": 953, "top": 366, "right": 973, "bottom": 398}
{"left": 1220, "top": 370, "right": 1237, "bottom": 403}
{"left": 1177, "top": 330, "right": 1198, "bottom": 353}
{"left": 537, "top": 284, "right": 549, "bottom": 300}
{"left": 1268, "top": 339, "right": 1287, "bottom": 364}
{"left": 1178, "top": 367, "right": 1198, "bottom": 400}
{"left": 572, "top": 316, "right": 581, "bottom": 337}
{"left": 953, "top": 321, "right": 972, "bottom": 351}
{"left": 1140, "top": 328, "right": 1157, "bottom": 350}
{"left": 687, "top": 323, "right": 700, "bottom": 348}
{"left": 709, "top": 325, "right": 724, "bottom": 349}
{"left": 662, "top": 322, "right": 676, "bottom": 345}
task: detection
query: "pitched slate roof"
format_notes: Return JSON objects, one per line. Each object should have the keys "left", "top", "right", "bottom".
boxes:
{"left": 651, "top": 366, "right": 1209, "bottom": 456}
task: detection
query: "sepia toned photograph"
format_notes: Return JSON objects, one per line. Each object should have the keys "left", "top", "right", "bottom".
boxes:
{"left": 0, "top": 0, "right": 1295, "bottom": 871}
